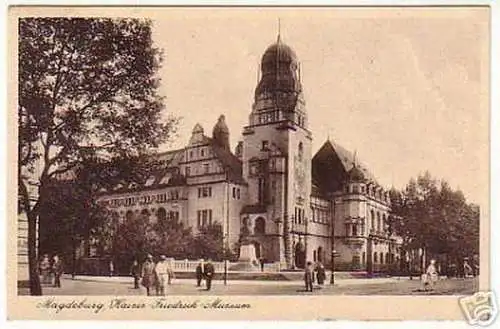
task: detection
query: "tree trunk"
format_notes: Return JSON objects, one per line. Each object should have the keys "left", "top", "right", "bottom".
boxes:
{"left": 27, "top": 210, "right": 42, "bottom": 295}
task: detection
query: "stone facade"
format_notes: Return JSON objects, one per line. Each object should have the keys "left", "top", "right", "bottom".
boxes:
{"left": 98, "top": 35, "right": 402, "bottom": 272}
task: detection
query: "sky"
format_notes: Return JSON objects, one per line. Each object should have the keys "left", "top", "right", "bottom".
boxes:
{"left": 149, "top": 7, "right": 489, "bottom": 208}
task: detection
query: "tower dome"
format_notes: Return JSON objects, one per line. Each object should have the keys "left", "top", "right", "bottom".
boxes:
{"left": 255, "top": 38, "right": 302, "bottom": 97}
{"left": 212, "top": 115, "right": 230, "bottom": 150}
{"left": 348, "top": 165, "right": 366, "bottom": 182}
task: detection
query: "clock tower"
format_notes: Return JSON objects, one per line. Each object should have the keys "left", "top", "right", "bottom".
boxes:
{"left": 241, "top": 34, "right": 312, "bottom": 269}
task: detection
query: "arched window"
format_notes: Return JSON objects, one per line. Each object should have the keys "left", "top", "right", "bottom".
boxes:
{"left": 313, "top": 250, "right": 317, "bottom": 262}
{"left": 377, "top": 212, "right": 381, "bottom": 231}
{"left": 157, "top": 207, "right": 167, "bottom": 224}
{"left": 126, "top": 210, "right": 134, "bottom": 221}
{"left": 386, "top": 252, "right": 390, "bottom": 264}
{"left": 380, "top": 252, "right": 384, "bottom": 264}
{"left": 373, "top": 252, "right": 378, "bottom": 263}
{"left": 255, "top": 217, "right": 265, "bottom": 235}
{"left": 298, "top": 142, "right": 303, "bottom": 161}
{"left": 318, "top": 246, "right": 324, "bottom": 262}
{"left": 370, "top": 210, "right": 375, "bottom": 231}
{"left": 382, "top": 214, "right": 387, "bottom": 231}
{"left": 362, "top": 252, "right": 366, "bottom": 265}
{"left": 141, "top": 209, "right": 150, "bottom": 222}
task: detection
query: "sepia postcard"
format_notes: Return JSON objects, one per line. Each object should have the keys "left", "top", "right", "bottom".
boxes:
{"left": 7, "top": 5, "right": 492, "bottom": 322}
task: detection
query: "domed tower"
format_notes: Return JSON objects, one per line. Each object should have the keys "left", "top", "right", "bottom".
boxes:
{"left": 241, "top": 32, "right": 312, "bottom": 269}
{"left": 212, "top": 114, "right": 230, "bottom": 150}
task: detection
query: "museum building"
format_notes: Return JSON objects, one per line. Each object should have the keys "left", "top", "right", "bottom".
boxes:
{"left": 98, "top": 35, "right": 403, "bottom": 272}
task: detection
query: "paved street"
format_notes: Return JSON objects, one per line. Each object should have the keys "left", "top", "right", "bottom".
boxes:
{"left": 19, "top": 275, "right": 478, "bottom": 296}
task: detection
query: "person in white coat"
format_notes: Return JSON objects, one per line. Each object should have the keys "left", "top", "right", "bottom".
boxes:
{"left": 155, "top": 255, "right": 172, "bottom": 296}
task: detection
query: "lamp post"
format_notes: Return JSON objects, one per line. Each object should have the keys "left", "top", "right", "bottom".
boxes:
{"left": 330, "top": 249, "right": 336, "bottom": 284}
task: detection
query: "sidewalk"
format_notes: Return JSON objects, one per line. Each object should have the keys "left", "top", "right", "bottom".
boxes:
{"left": 64, "top": 274, "right": 411, "bottom": 286}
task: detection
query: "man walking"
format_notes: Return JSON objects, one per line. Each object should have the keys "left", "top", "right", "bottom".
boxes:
{"left": 52, "top": 254, "right": 64, "bottom": 288}
{"left": 130, "top": 260, "right": 141, "bottom": 289}
{"left": 141, "top": 254, "right": 156, "bottom": 296}
{"left": 155, "top": 255, "right": 171, "bottom": 296}
{"left": 195, "top": 261, "right": 204, "bottom": 287}
{"left": 203, "top": 259, "right": 215, "bottom": 291}
{"left": 304, "top": 261, "right": 314, "bottom": 292}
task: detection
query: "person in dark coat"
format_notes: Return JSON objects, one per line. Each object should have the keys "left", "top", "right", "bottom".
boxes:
{"left": 39, "top": 254, "right": 51, "bottom": 284}
{"left": 130, "top": 260, "right": 141, "bottom": 289}
{"left": 52, "top": 254, "right": 64, "bottom": 288}
{"left": 259, "top": 258, "right": 265, "bottom": 272}
{"left": 304, "top": 261, "right": 314, "bottom": 292}
{"left": 203, "top": 259, "right": 215, "bottom": 291}
{"left": 315, "top": 262, "right": 326, "bottom": 287}
{"left": 195, "top": 261, "right": 204, "bottom": 287}
{"left": 141, "top": 254, "right": 156, "bottom": 296}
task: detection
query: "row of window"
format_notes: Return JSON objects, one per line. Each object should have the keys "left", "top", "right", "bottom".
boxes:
{"left": 346, "top": 223, "right": 363, "bottom": 236}
{"left": 311, "top": 208, "right": 328, "bottom": 224}
{"left": 105, "top": 191, "right": 181, "bottom": 208}
{"left": 197, "top": 209, "right": 213, "bottom": 228}
{"left": 184, "top": 163, "right": 211, "bottom": 177}
{"left": 368, "top": 251, "right": 395, "bottom": 265}
{"left": 370, "top": 210, "right": 388, "bottom": 233}
{"left": 198, "top": 186, "right": 212, "bottom": 198}
{"left": 294, "top": 207, "right": 306, "bottom": 224}
{"left": 347, "top": 184, "right": 390, "bottom": 203}
{"left": 257, "top": 110, "right": 281, "bottom": 125}
{"left": 188, "top": 147, "right": 209, "bottom": 160}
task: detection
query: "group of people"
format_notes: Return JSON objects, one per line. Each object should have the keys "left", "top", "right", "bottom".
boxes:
{"left": 130, "top": 254, "right": 174, "bottom": 296}
{"left": 130, "top": 255, "right": 217, "bottom": 295}
{"left": 38, "top": 254, "right": 64, "bottom": 288}
{"left": 304, "top": 261, "right": 327, "bottom": 292}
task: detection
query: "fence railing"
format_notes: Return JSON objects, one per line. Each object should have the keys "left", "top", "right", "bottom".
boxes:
{"left": 166, "top": 258, "right": 281, "bottom": 273}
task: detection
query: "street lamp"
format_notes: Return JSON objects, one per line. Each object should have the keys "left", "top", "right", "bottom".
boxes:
{"left": 330, "top": 249, "right": 337, "bottom": 284}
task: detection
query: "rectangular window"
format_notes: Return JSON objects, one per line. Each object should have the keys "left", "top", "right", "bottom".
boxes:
{"left": 209, "top": 209, "right": 212, "bottom": 225}
{"left": 204, "top": 163, "right": 209, "bottom": 174}
{"left": 258, "top": 179, "right": 266, "bottom": 204}
{"left": 185, "top": 166, "right": 190, "bottom": 176}
{"left": 232, "top": 187, "right": 236, "bottom": 198}
{"left": 197, "top": 211, "right": 201, "bottom": 228}
{"left": 237, "top": 188, "right": 240, "bottom": 199}
{"left": 261, "top": 140, "right": 269, "bottom": 151}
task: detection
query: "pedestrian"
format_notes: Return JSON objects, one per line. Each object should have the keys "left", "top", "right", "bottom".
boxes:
{"left": 130, "top": 260, "right": 141, "bottom": 289}
{"left": 52, "top": 254, "right": 64, "bottom": 288}
{"left": 39, "top": 254, "right": 51, "bottom": 284}
{"left": 141, "top": 254, "right": 156, "bottom": 296}
{"left": 203, "top": 259, "right": 215, "bottom": 291}
{"left": 304, "top": 261, "right": 314, "bottom": 292}
{"left": 259, "top": 258, "right": 265, "bottom": 272}
{"left": 464, "top": 259, "right": 473, "bottom": 278}
{"left": 315, "top": 262, "right": 326, "bottom": 287}
{"left": 109, "top": 260, "right": 114, "bottom": 277}
{"left": 424, "top": 259, "right": 439, "bottom": 291}
{"left": 195, "top": 261, "right": 204, "bottom": 287}
{"left": 155, "top": 255, "right": 171, "bottom": 296}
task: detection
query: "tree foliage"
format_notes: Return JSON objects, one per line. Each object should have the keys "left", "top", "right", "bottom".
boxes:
{"left": 18, "top": 17, "right": 177, "bottom": 295}
{"left": 389, "top": 172, "right": 480, "bottom": 265}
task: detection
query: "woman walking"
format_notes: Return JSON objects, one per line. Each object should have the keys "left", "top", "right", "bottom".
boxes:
{"left": 141, "top": 254, "right": 156, "bottom": 296}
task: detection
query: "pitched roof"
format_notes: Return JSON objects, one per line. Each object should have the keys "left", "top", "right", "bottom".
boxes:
{"left": 312, "top": 139, "right": 377, "bottom": 193}
{"left": 316, "top": 140, "right": 376, "bottom": 182}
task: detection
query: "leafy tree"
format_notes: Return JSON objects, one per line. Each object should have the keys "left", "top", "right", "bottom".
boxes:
{"left": 150, "top": 216, "right": 195, "bottom": 259}
{"left": 389, "top": 172, "right": 480, "bottom": 273}
{"left": 18, "top": 17, "right": 177, "bottom": 295}
{"left": 191, "top": 223, "right": 226, "bottom": 261}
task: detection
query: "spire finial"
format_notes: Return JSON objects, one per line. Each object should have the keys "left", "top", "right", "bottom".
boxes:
{"left": 353, "top": 149, "right": 358, "bottom": 168}
{"left": 277, "top": 18, "right": 281, "bottom": 43}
